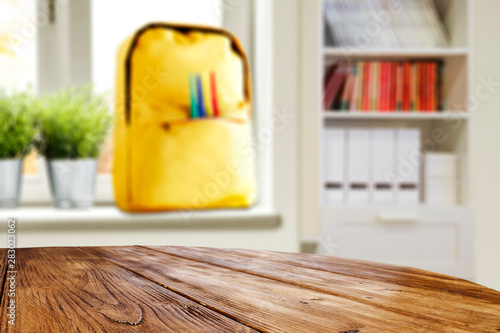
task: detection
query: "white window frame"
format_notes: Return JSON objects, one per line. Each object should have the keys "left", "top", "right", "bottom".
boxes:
{"left": 23, "top": 0, "right": 92, "bottom": 204}
{"left": 23, "top": 0, "right": 275, "bottom": 210}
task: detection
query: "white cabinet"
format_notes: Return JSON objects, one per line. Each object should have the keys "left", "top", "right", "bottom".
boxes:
{"left": 320, "top": 206, "right": 473, "bottom": 279}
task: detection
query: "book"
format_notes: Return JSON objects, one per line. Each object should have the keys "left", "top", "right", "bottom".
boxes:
{"left": 396, "top": 62, "right": 403, "bottom": 111}
{"left": 430, "top": 62, "right": 437, "bottom": 111}
{"left": 323, "top": 62, "right": 350, "bottom": 110}
{"left": 370, "top": 62, "right": 379, "bottom": 111}
{"left": 362, "top": 62, "right": 371, "bottom": 112}
{"left": 416, "top": 62, "right": 422, "bottom": 111}
{"left": 356, "top": 61, "right": 364, "bottom": 111}
{"left": 350, "top": 62, "right": 362, "bottom": 112}
{"left": 410, "top": 62, "right": 417, "bottom": 111}
{"left": 428, "top": 62, "right": 433, "bottom": 111}
{"left": 324, "top": 0, "right": 450, "bottom": 48}
{"left": 379, "top": 62, "right": 386, "bottom": 112}
{"left": 421, "top": 62, "right": 427, "bottom": 111}
{"left": 391, "top": 62, "right": 398, "bottom": 111}
{"left": 324, "top": 63, "right": 338, "bottom": 89}
{"left": 402, "top": 62, "right": 411, "bottom": 112}
{"left": 437, "top": 61, "right": 444, "bottom": 110}
{"left": 323, "top": 60, "right": 443, "bottom": 113}
{"left": 341, "top": 64, "right": 357, "bottom": 111}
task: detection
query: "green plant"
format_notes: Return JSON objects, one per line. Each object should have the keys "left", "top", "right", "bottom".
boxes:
{"left": 36, "top": 86, "right": 113, "bottom": 159}
{"left": 0, "top": 89, "right": 38, "bottom": 158}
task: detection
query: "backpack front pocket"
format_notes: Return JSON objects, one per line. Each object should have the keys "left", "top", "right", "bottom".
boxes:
{"left": 130, "top": 118, "right": 257, "bottom": 211}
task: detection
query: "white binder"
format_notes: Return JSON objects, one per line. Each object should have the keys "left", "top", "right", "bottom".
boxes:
{"left": 396, "top": 128, "right": 421, "bottom": 204}
{"left": 347, "top": 128, "right": 370, "bottom": 204}
{"left": 372, "top": 129, "right": 396, "bottom": 204}
{"left": 323, "top": 128, "right": 345, "bottom": 204}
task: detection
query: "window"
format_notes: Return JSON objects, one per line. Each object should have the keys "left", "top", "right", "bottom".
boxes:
{"left": 91, "top": 0, "right": 222, "bottom": 94}
{"left": 0, "top": 0, "right": 47, "bottom": 202}
{"left": 90, "top": 0, "right": 223, "bottom": 198}
{"left": 0, "top": 0, "right": 37, "bottom": 90}
{"left": 14, "top": 0, "right": 273, "bottom": 208}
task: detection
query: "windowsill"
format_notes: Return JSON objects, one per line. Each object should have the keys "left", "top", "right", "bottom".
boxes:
{"left": 0, "top": 206, "right": 281, "bottom": 231}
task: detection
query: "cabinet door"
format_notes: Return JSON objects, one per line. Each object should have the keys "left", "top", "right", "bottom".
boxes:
{"left": 320, "top": 206, "right": 473, "bottom": 279}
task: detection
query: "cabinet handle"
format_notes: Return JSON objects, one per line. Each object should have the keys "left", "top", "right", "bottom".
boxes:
{"left": 376, "top": 213, "right": 419, "bottom": 224}
{"left": 48, "top": 0, "right": 56, "bottom": 24}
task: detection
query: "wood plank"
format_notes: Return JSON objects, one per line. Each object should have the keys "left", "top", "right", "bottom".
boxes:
{"left": 210, "top": 247, "right": 500, "bottom": 301}
{"left": 0, "top": 249, "right": 6, "bottom": 306}
{"left": 156, "top": 245, "right": 500, "bottom": 301}
{"left": 91, "top": 245, "right": 489, "bottom": 333}
{"left": 0, "top": 247, "right": 258, "bottom": 333}
{"left": 146, "top": 246, "right": 500, "bottom": 332}
{"left": 0, "top": 248, "right": 18, "bottom": 330}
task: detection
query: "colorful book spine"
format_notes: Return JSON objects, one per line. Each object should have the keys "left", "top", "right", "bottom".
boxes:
{"left": 341, "top": 64, "right": 356, "bottom": 111}
{"left": 362, "top": 62, "right": 371, "bottom": 112}
{"left": 429, "top": 62, "right": 436, "bottom": 112}
{"left": 438, "top": 61, "right": 445, "bottom": 110}
{"left": 424, "top": 62, "right": 429, "bottom": 112}
{"left": 417, "top": 63, "right": 421, "bottom": 111}
{"left": 356, "top": 61, "right": 364, "bottom": 111}
{"left": 380, "top": 62, "right": 388, "bottom": 112}
{"left": 370, "top": 61, "right": 379, "bottom": 111}
{"left": 322, "top": 60, "right": 443, "bottom": 113}
{"left": 410, "top": 62, "right": 417, "bottom": 111}
{"left": 402, "top": 61, "right": 411, "bottom": 112}
{"left": 388, "top": 62, "right": 394, "bottom": 111}
{"left": 350, "top": 62, "right": 361, "bottom": 112}
{"left": 391, "top": 62, "right": 398, "bottom": 111}
{"left": 396, "top": 62, "right": 403, "bottom": 111}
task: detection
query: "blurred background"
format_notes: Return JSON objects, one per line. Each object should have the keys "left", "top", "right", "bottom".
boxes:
{"left": 1, "top": 0, "right": 500, "bottom": 292}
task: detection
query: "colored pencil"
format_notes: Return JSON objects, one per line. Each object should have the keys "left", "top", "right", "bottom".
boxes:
{"left": 189, "top": 74, "right": 198, "bottom": 119}
{"left": 196, "top": 74, "right": 206, "bottom": 118}
{"left": 210, "top": 72, "right": 220, "bottom": 117}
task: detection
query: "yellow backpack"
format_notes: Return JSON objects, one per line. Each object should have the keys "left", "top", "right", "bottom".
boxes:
{"left": 114, "top": 23, "right": 257, "bottom": 212}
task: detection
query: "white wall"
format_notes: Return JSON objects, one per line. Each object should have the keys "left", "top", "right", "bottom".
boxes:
{"left": 472, "top": 0, "right": 500, "bottom": 292}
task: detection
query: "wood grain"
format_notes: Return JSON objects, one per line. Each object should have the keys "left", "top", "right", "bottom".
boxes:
{"left": 91, "top": 246, "right": 500, "bottom": 333}
{"left": 0, "top": 249, "right": 6, "bottom": 306}
{"left": 1, "top": 246, "right": 499, "bottom": 332}
{"left": 0, "top": 247, "right": 257, "bottom": 333}
{"left": 144, "top": 246, "right": 500, "bottom": 332}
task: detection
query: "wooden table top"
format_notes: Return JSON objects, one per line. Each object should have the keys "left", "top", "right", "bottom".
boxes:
{"left": 1, "top": 246, "right": 499, "bottom": 332}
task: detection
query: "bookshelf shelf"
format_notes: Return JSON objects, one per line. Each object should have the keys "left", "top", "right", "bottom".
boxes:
{"left": 323, "top": 111, "right": 470, "bottom": 120}
{"left": 323, "top": 47, "right": 469, "bottom": 59}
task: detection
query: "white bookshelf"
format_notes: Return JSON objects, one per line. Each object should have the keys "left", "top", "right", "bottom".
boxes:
{"left": 299, "top": 0, "right": 474, "bottom": 279}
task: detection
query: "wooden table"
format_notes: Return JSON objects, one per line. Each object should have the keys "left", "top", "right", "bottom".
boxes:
{"left": 1, "top": 246, "right": 499, "bottom": 332}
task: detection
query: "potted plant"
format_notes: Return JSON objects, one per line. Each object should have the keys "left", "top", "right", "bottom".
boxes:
{"left": 0, "top": 89, "right": 37, "bottom": 208}
{"left": 36, "top": 86, "right": 112, "bottom": 208}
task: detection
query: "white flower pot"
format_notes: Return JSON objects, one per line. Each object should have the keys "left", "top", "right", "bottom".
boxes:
{"left": 0, "top": 159, "right": 23, "bottom": 208}
{"left": 47, "top": 159, "right": 98, "bottom": 209}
